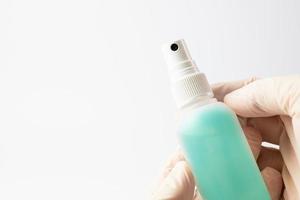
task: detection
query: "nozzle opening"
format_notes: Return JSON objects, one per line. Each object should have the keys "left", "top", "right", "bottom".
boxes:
{"left": 170, "top": 43, "right": 179, "bottom": 51}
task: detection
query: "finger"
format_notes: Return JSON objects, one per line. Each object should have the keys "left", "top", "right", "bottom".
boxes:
{"left": 257, "top": 147, "right": 283, "bottom": 172}
{"left": 211, "top": 77, "right": 258, "bottom": 102}
{"left": 154, "top": 161, "right": 195, "bottom": 200}
{"left": 224, "top": 76, "right": 300, "bottom": 161}
{"left": 282, "top": 165, "right": 300, "bottom": 199}
{"left": 224, "top": 75, "right": 300, "bottom": 117}
{"left": 280, "top": 116, "right": 300, "bottom": 197}
{"left": 261, "top": 167, "right": 283, "bottom": 200}
{"left": 193, "top": 189, "right": 203, "bottom": 200}
{"left": 279, "top": 132, "right": 300, "bottom": 192}
{"left": 158, "top": 149, "right": 185, "bottom": 185}
{"left": 247, "top": 116, "right": 284, "bottom": 144}
{"left": 242, "top": 126, "right": 262, "bottom": 159}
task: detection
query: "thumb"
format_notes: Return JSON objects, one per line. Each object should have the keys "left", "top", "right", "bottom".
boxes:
{"left": 224, "top": 75, "right": 300, "bottom": 117}
{"left": 153, "top": 161, "right": 195, "bottom": 200}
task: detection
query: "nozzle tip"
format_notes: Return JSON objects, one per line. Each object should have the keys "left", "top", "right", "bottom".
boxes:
{"left": 161, "top": 39, "right": 193, "bottom": 70}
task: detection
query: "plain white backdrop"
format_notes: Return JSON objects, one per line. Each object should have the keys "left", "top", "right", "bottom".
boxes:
{"left": 0, "top": 0, "right": 300, "bottom": 199}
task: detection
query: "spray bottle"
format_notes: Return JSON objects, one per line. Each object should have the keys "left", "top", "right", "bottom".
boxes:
{"left": 161, "top": 39, "right": 270, "bottom": 199}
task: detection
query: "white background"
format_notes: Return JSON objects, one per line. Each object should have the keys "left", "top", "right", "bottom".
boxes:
{"left": 0, "top": 0, "right": 300, "bottom": 199}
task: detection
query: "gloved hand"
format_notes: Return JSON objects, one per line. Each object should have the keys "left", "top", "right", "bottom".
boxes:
{"left": 153, "top": 75, "right": 300, "bottom": 200}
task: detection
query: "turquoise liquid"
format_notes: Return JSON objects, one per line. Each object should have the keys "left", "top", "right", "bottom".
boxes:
{"left": 179, "top": 102, "right": 270, "bottom": 200}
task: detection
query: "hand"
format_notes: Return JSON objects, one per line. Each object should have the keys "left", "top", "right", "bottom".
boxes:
{"left": 153, "top": 75, "right": 300, "bottom": 200}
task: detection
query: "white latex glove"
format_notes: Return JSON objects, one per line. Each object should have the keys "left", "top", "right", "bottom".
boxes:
{"left": 153, "top": 75, "right": 300, "bottom": 200}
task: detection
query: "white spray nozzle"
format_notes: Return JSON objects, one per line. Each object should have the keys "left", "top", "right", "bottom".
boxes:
{"left": 161, "top": 39, "right": 198, "bottom": 79}
{"left": 161, "top": 39, "right": 213, "bottom": 108}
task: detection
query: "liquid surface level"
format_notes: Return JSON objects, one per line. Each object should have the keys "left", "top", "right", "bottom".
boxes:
{"left": 179, "top": 102, "right": 270, "bottom": 200}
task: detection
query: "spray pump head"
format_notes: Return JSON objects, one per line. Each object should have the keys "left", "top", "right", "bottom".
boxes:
{"left": 162, "top": 39, "right": 213, "bottom": 108}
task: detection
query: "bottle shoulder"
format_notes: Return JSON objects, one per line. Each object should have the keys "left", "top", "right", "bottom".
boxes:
{"left": 178, "top": 102, "right": 239, "bottom": 133}
{"left": 180, "top": 101, "right": 234, "bottom": 118}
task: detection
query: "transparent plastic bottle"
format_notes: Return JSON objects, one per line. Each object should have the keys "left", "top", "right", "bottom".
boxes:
{"left": 161, "top": 39, "right": 270, "bottom": 200}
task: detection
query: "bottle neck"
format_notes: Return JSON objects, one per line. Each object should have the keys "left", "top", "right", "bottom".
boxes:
{"left": 171, "top": 72, "right": 214, "bottom": 108}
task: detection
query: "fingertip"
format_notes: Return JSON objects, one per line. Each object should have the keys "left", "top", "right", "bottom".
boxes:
{"left": 157, "top": 149, "right": 186, "bottom": 187}
{"left": 211, "top": 77, "right": 258, "bottom": 102}
{"left": 171, "top": 161, "right": 194, "bottom": 187}
{"left": 224, "top": 83, "right": 267, "bottom": 118}
{"left": 224, "top": 89, "right": 251, "bottom": 116}
{"left": 155, "top": 161, "right": 195, "bottom": 200}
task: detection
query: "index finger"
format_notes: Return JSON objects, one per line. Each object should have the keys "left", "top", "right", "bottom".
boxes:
{"left": 211, "top": 77, "right": 258, "bottom": 102}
